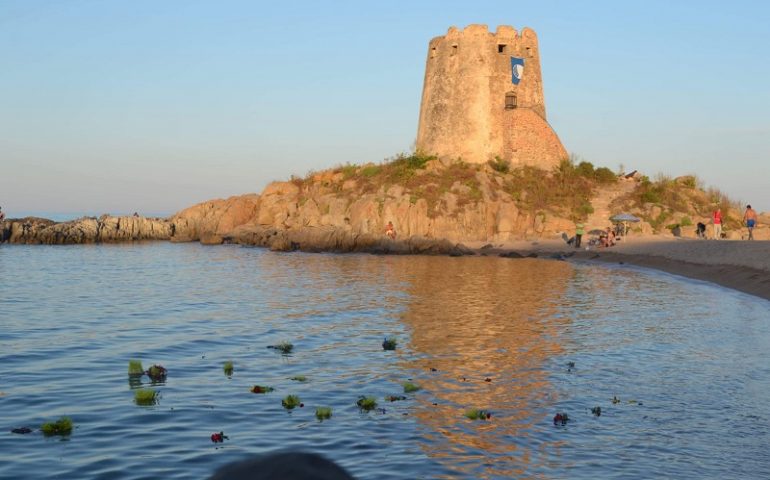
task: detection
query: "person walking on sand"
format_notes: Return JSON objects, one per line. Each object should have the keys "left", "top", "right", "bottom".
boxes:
{"left": 575, "top": 222, "right": 585, "bottom": 248}
{"left": 743, "top": 204, "right": 758, "bottom": 240}
{"left": 712, "top": 208, "right": 723, "bottom": 240}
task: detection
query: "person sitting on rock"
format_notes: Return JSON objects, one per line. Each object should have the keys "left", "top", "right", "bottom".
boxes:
{"left": 385, "top": 221, "right": 397, "bottom": 240}
{"left": 0, "top": 206, "right": 4, "bottom": 222}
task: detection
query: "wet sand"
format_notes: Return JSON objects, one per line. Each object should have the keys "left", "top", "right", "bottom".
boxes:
{"left": 471, "top": 236, "right": 770, "bottom": 301}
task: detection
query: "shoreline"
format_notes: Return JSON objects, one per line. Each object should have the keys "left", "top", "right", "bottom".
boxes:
{"left": 4, "top": 215, "right": 768, "bottom": 301}
{"left": 477, "top": 237, "right": 770, "bottom": 302}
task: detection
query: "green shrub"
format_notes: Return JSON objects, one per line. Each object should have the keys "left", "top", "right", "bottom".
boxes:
{"left": 575, "top": 161, "right": 595, "bottom": 177}
{"left": 641, "top": 190, "right": 662, "bottom": 204}
{"left": 594, "top": 167, "right": 617, "bottom": 184}
{"left": 487, "top": 156, "right": 510, "bottom": 174}
{"left": 680, "top": 216, "right": 693, "bottom": 226}
{"left": 361, "top": 165, "right": 381, "bottom": 178}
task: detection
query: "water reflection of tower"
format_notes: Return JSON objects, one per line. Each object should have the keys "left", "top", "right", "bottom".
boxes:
{"left": 397, "top": 256, "right": 571, "bottom": 477}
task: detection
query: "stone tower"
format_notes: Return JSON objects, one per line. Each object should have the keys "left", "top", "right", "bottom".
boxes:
{"left": 416, "top": 25, "right": 567, "bottom": 168}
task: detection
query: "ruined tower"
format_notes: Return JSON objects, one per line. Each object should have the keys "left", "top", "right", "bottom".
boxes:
{"left": 416, "top": 25, "right": 567, "bottom": 168}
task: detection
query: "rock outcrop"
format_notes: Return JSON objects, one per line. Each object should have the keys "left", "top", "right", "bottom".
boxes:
{"left": 169, "top": 194, "right": 260, "bottom": 244}
{"left": 1, "top": 215, "right": 171, "bottom": 244}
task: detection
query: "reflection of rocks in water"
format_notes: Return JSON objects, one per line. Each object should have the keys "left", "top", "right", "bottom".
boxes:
{"left": 395, "top": 257, "right": 572, "bottom": 476}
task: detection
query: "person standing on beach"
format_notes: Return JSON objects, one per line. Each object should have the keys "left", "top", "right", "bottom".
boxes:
{"left": 712, "top": 208, "right": 722, "bottom": 240}
{"left": 0, "top": 206, "right": 4, "bottom": 223}
{"left": 743, "top": 204, "right": 758, "bottom": 240}
{"left": 575, "top": 222, "right": 585, "bottom": 248}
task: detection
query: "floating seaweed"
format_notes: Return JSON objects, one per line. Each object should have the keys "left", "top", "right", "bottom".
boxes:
{"left": 402, "top": 382, "right": 420, "bottom": 393}
{"left": 382, "top": 337, "right": 397, "bottom": 351}
{"left": 10, "top": 427, "right": 33, "bottom": 434}
{"left": 553, "top": 413, "right": 569, "bottom": 425}
{"left": 250, "top": 385, "right": 274, "bottom": 394}
{"left": 128, "top": 360, "right": 144, "bottom": 377}
{"left": 146, "top": 364, "right": 167, "bottom": 381}
{"left": 356, "top": 396, "right": 377, "bottom": 411}
{"left": 465, "top": 409, "right": 492, "bottom": 420}
{"left": 591, "top": 406, "right": 601, "bottom": 416}
{"left": 223, "top": 361, "right": 234, "bottom": 377}
{"left": 385, "top": 395, "right": 407, "bottom": 402}
{"left": 268, "top": 342, "right": 293, "bottom": 354}
{"left": 612, "top": 396, "right": 621, "bottom": 404}
{"left": 134, "top": 389, "right": 158, "bottom": 406}
{"left": 210, "top": 431, "right": 229, "bottom": 443}
{"left": 315, "top": 407, "right": 332, "bottom": 421}
{"left": 282, "top": 394, "right": 302, "bottom": 409}
{"left": 41, "top": 417, "right": 73, "bottom": 436}
{"left": 290, "top": 375, "right": 307, "bottom": 382}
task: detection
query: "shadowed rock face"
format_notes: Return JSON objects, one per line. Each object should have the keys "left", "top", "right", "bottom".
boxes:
{"left": 1, "top": 216, "right": 172, "bottom": 244}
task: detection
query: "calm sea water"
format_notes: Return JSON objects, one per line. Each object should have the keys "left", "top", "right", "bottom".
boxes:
{"left": 1, "top": 243, "right": 768, "bottom": 479}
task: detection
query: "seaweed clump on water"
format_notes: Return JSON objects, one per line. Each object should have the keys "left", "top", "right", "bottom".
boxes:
{"left": 356, "top": 396, "right": 377, "bottom": 411}
{"left": 223, "top": 361, "right": 234, "bottom": 377}
{"left": 553, "top": 413, "right": 569, "bottom": 425}
{"left": 402, "top": 382, "right": 421, "bottom": 393}
{"left": 134, "top": 389, "right": 159, "bottom": 406}
{"left": 146, "top": 364, "right": 167, "bottom": 381}
{"left": 41, "top": 417, "right": 73, "bottom": 436}
{"left": 269, "top": 342, "right": 293, "bottom": 354}
{"left": 464, "top": 409, "right": 492, "bottom": 420}
{"left": 385, "top": 395, "right": 407, "bottom": 402}
{"left": 250, "top": 385, "right": 274, "bottom": 394}
{"left": 128, "top": 360, "right": 144, "bottom": 377}
{"left": 315, "top": 407, "right": 332, "bottom": 421}
{"left": 382, "top": 337, "right": 397, "bottom": 351}
{"left": 289, "top": 375, "right": 307, "bottom": 382}
{"left": 282, "top": 395, "right": 302, "bottom": 409}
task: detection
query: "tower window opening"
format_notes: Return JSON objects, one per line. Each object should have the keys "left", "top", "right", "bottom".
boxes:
{"left": 431, "top": 47, "right": 436, "bottom": 58}
{"left": 498, "top": 44, "right": 506, "bottom": 53}
{"left": 505, "top": 92, "right": 517, "bottom": 110}
{"left": 451, "top": 44, "right": 458, "bottom": 56}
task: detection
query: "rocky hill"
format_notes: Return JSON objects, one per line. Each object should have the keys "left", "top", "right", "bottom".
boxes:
{"left": 3, "top": 153, "right": 766, "bottom": 247}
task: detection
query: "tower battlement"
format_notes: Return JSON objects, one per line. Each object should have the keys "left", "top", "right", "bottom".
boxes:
{"left": 416, "top": 24, "right": 566, "bottom": 168}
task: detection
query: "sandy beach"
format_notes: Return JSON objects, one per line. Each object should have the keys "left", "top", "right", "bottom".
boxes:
{"left": 472, "top": 236, "right": 770, "bottom": 301}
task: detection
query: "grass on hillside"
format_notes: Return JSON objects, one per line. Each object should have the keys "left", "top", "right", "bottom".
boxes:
{"left": 293, "top": 151, "right": 619, "bottom": 223}
{"left": 611, "top": 173, "right": 741, "bottom": 232}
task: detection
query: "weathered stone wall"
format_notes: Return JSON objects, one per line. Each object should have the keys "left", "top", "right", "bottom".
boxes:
{"left": 416, "top": 24, "right": 567, "bottom": 168}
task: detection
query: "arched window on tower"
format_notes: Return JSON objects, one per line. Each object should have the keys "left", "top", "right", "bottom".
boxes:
{"left": 505, "top": 92, "right": 517, "bottom": 110}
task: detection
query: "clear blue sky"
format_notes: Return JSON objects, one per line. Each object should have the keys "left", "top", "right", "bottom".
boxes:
{"left": 2, "top": 0, "right": 769, "bottom": 216}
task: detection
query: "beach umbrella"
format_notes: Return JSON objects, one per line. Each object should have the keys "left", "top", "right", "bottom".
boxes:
{"left": 610, "top": 213, "right": 641, "bottom": 222}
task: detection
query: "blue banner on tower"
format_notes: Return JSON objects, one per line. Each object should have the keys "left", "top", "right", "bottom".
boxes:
{"left": 511, "top": 57, "right": 525, "bottom": 84}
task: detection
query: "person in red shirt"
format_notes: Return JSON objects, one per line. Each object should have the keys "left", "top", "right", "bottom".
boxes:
{"left": 712, "top": 208, "right": 722, "bottom": 240}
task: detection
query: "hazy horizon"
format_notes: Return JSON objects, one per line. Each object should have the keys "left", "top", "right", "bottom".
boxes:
{"left": 2, "top": 0, "right": 769, "bottom": 215}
